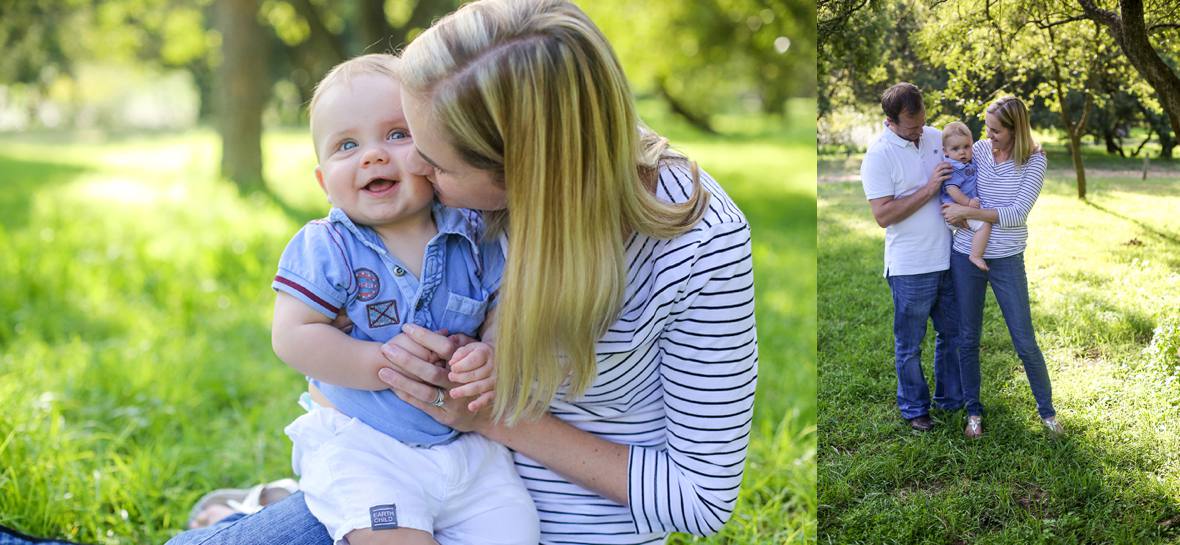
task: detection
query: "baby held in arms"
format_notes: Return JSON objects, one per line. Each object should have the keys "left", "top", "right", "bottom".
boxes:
{"left": 940, "top": 121, "right": 991, "bottom": 271}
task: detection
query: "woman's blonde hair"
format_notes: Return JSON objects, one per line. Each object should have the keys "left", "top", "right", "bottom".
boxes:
{"left": 399, "top": 0, "right": 708, "bottom": 423}
{"left": 987, "top": 96, "right": 1040, "bottom": 166}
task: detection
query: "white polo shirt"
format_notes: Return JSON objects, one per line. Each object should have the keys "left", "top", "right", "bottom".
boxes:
{"left": 860, "top": 125, "right": 950, "bottom": 277}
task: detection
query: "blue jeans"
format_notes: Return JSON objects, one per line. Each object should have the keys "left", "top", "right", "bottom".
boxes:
{"left": 164, "top": 492, "right": 331, "bottom": 545}
{"left": 951, "top": 251, "right": 1055, "bottom": 418}
{"left": 886, "top": 269, "right": 963, "bottom": 419}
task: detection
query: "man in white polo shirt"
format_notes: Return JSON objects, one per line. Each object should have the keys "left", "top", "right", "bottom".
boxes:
{"left": 860, "top": 82, "right": 962, "bottom": 431}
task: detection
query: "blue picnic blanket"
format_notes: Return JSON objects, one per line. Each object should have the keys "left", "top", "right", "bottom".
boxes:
{"left": 0, "top": 525, "right": 89, "bottom": 545}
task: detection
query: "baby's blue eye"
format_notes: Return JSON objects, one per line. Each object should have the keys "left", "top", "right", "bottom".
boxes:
{"left": 388, "top": 129, "right": 409, "bottom": 141}
{"left": 338, "top": 140, "right": 357, "bottom": 152}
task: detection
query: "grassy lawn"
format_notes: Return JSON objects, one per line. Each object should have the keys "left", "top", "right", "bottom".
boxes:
{"left": 818, "top": 154, "right": 1180, "bottom": 543}
{"left": 0, "top": 100, "right": 816, "bottom": 544}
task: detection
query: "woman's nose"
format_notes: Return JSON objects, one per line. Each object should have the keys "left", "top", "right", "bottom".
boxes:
{"left": 405, "top": 150, "right": 434, "bottom": 177}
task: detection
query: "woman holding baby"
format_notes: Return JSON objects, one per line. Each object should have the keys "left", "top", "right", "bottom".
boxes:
{"left": 942, "top": 96, "right": 1061, "bottom": 439}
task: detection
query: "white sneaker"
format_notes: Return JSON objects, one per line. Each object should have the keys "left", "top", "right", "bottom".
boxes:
{"left": 1042, "top": 416, "right": 1064, "bottom": 435}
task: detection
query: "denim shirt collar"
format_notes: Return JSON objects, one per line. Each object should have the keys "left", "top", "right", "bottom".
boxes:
{"left": 943, "top": 157, "right": 971, "bottom": 171}
{"left": 326, "top": 202, "right": 482, "bottom": 257}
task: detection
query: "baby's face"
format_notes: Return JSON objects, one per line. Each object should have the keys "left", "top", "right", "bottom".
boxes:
{"left": 945, "top": 134, "right": 973, "bottom": 163}
{"left": 311, "top": 74, "right": 434, "bottom": 228}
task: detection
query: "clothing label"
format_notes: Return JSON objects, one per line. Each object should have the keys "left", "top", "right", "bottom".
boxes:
{"left": 370, "top": 504, "right": 399, "bottom": 530}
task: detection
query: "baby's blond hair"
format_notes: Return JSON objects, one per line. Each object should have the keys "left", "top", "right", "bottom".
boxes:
{"left": 942, "top": 121, "right": 973, "bottom": 145}
{"left": 308, "top": 54, "right": 402, "bottom": 158}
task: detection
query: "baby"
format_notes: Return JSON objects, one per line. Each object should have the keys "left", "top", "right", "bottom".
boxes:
{"left": 941, "top": 121, "right": 991, "bottom": 271}
{"left": 270, "top": 54, "right": 538, "bottom": 545}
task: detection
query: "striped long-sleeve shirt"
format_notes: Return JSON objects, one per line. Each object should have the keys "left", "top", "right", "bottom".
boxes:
{"left": 953, "top": 139, "right": 1046, "bottom": 258}
{"left": 518, "top": 161, "right": 759, "bottom": 544}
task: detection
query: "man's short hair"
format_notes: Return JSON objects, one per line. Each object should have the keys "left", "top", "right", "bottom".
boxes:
{"left": 881, "top": 83, "right": 924, "bottom": 122}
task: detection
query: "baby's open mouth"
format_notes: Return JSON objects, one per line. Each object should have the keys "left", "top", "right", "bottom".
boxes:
{"left": 363, "top": 178, "right": 398, "bottom": 194}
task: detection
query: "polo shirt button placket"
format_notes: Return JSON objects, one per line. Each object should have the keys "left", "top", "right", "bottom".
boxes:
{"left": 393, "top": 266, "right": 406, "bottom": 277}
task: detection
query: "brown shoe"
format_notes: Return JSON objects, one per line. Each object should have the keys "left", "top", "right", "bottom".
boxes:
{"left": 964, "top": 415, "right": 982, "bottom": 439}
{"left": 908, "top": 415, "right": 934, "bottom": 431}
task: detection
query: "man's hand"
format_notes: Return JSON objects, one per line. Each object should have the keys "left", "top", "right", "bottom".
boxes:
{"left": 968, "top": 197, "right": 981, "bottom": 209}
{"left": 926, "top": 162, "right": 952, "bottom": 193}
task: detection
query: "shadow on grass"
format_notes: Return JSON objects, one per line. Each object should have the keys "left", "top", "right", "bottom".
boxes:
{"left": 1083, "top": 200, "right": 1180, "bottom": 247}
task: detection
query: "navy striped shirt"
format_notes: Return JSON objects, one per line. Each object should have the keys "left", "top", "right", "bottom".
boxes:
{"left": 953, "top": 139, "right": 1046, "bottom": 258}
{"left": 518, "top": 161, "right": 759, "bottom": 544}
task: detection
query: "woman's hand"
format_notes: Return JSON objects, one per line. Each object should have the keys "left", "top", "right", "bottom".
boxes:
{"left": 378, "top": 324, "right": 492, "bottom": 432}
{"left": 942, "top": 202, "right": 974, "bottom": 227}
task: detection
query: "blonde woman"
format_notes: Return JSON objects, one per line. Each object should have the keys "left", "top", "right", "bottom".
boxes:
{"left": 170, "top": 0, "right": 758, "bottom": 543}
{"left": 941, "top": 96, "right": 1060, "bottom": 439}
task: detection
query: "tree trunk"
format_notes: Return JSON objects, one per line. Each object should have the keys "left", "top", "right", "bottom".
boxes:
{"left": 356, "top": 0, "right": 393, "bottom": 53}
{"left": 1069, "top": 132, "right": 1087, "bottom": 199}
{"left": 1102, "top": 126, "right": 1125, "bottom": 156}
{"left": 1079, "top": 0, "right": 1180, "bottom": 159}
{"left": 1046, "top": 25, "right": 1089, "bottom": 199}
{"left": 655, "top": 77, "right": 719, "bottom": 135}
{"left": 216, "top": 0, "right": 269, "bottom": 192}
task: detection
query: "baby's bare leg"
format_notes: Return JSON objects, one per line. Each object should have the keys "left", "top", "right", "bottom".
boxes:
{"left": 970, "top": 222, "right": 992, "bottom": 271}
{"left": 346, "top": 528, "right": 438, "bottom": 545}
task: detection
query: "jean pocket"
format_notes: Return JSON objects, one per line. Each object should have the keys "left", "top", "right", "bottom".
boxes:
{"left": 441, "top": 291, "right": 489, "bottom": 337}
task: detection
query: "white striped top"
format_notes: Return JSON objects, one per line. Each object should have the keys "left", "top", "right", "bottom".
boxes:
{"left": 515, "top": 161, "right": 759, "bottom": 544}
{"left": 953, "top": 139, "right": 1047, "bottom": 258}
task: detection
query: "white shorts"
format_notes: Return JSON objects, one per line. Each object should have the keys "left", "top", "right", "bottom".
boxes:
{"left": 948, "top": 219, "right": 987, "bottom": 232}
{"left": 285, "top": 404, "right": 539, "bottom": 545}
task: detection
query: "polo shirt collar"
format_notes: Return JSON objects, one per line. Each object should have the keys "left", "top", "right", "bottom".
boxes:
{"left": 882, "top": 121, "right": 921, "bottom": 149}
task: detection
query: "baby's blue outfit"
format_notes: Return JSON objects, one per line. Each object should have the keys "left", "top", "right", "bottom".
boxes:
{"left": 272, "top": 203, "right": 504, "bottom": 447}
{"left": 939, "top": 157, "right": 978, "bottom": 204}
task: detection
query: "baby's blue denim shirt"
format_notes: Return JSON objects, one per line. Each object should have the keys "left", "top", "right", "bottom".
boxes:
{"left": 272, "top": 202, "right": 504, "bottom": 447}
{"left": 940, "top": 157, "right": 978, "bottom": 205}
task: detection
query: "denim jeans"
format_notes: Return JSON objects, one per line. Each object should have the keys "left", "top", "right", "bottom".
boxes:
{"left": 950, "top": 251, "right": 1055, "bottom": 418}
{"left": 163, "top": 492, "right": 332, "bottom": 545}
{"left": 886, "top": 269, "right": 963, "bottom": 419}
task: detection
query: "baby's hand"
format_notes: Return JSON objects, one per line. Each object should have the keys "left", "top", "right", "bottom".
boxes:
{"left": 447, "top": 342, "right": 496, "bottom": 412}
{"left": 968, "top": 197, "right": 981, "bottom": 209}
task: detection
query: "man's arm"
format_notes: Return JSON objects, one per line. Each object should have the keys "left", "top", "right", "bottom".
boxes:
{"left": 864, "top": 162, "right": 952, "bottom": 228}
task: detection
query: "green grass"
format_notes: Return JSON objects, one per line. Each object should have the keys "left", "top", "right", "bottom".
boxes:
{"left": 818, "top": 162, "right": 1180, "bottom": 543}
{"left": 0, "top": 100, "right": 816, "bottom": 544}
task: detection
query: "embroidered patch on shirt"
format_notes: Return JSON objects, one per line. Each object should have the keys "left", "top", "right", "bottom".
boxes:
{"left": 367, "top": 300, "right": 399, "bottom": 328}
{"left": 370, "top": 504, "right": 399, "bottom": 530}
{"left": 355, "top": 268, "right": 381, "bottom": 301}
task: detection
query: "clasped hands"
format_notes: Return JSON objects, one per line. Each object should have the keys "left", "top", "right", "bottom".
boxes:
{"left": 331, "top": 313, "right": 496, "bottom": 432}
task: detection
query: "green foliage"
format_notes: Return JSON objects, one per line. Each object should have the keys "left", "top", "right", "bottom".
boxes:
{"left": 819, "top": 0, "right": 1180, "bottom": 158}
{"left": 0, "top": 101, "right": 815, "bottom": 544}
{"left": 1143, "top": 313, "right": 1180, "bottom": 388}
{"left": 583, "top": 0, "right": 814, "bottom": 118}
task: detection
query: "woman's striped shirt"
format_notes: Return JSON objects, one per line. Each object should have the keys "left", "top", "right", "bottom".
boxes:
{"left": 953, "top": 139, "right": 1046, "bottom": 258}
{"left": 516, "top": 161, "right": 759, "bottom": 544}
